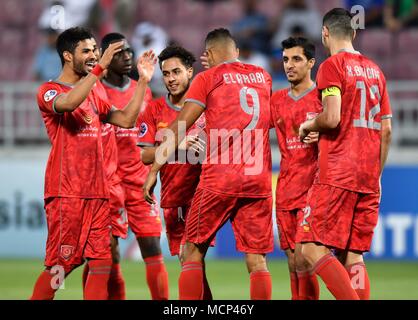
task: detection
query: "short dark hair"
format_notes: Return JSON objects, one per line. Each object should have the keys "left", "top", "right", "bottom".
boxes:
{"left": 158, "top": 45, "right": 196, "bottom": 69}
{"left": 205, "top": 28, "right": 236, "bottom": 46}
{"left": 101, "top": 32, "right": 125, "bottom": 53}
{"left": 281, "top": 37, "right": 315, "bottom": 60}
{"left": 323, "top": 8, "right": 354, "bottom": 39}
{"left": 56, "top": 27, "right": 95, "bottom": 66}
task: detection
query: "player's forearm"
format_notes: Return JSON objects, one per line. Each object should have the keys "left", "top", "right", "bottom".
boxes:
{"left": 140, "top": 147, "right": 156, "bottom": 165}
{"left": 307, "top": 111, "right": 340, "bottom": 132}
{"left": 109, "top": 79, "right": 148, "bottom": 128}
{"left": 380, "top": 120, "right": 392, "bottom": 175}
{"left": 54, "top": 73, "right": 99, "bottom": 113}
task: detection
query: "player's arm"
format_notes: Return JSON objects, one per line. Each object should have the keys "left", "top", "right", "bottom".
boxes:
{"left": 299, "top": 86, "right": 341, "bottom": 141}
{"left": 143, "top": 102, "right": 204, "bottom": 203}
{"left": 140, "top": 147, "right": 157, "bottom": 165}
{"left": 107, "top": 51, "right": 157, "bottom": 128}
{"left": 380, "top": 118, "right": 392, "bottom": 175}
{"left": 53, "top": 42, "right": 124, "bottom": 113}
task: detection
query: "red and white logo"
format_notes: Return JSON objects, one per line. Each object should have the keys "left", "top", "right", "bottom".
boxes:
{"left": 60, "top": 245, "right": 75, "bottom": 261}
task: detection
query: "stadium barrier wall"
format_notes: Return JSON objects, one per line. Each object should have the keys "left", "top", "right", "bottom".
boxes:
{"left": 0, "top": 158, "right": 417, "bottom": 260}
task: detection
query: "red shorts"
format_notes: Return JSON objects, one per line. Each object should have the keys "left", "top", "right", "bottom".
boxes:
{"left": 186, "top": 188, "right": 274, "bottom": 254}
{"left": 164, "top": 205, "right": 216, "bottom": 256}
{"left": 123, "top": 183, "right": 162, "bottom": 238}
{"left": 276, "top": 209, "right": 303, "bottom": 251}
{"left": 109, "top": 183, "right": 128, "bottom": 239}
{"left": 44, "top": 197, "right": 111, "bottom": 273}
{"left": 296, "top": 184, "right": 380, "bottom": 252}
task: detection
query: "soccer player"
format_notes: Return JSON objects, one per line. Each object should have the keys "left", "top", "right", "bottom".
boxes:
{"left": 30, "top": 27, "right": 156, "bottom": 300}
{"left": 298, "top": 8, "right": 392, "bottom": 300}
{"left": 271, "top": 37, "right": 321, "bottom": 300}
{"left": 137, "top": 45, "right": 212, "bottom": 299}
{"left": 98, "top": 33, "right": 168, "bottom": 300}
{"left": 143, "top": 28, "right": 274, "bottom": 300}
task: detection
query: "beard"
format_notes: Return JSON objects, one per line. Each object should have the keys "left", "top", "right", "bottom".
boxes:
{"left": 73, "top": 58, "right": 88, "bottom": 76}
{"left": 167, "top": 81, "right": 190, "bottom": 99}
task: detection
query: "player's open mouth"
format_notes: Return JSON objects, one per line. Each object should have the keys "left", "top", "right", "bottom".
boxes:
{"left": 169, "top": 85, "right": 178, "bottom": 90}
{"left": 85, "top": 61, "right": 97, "bottom": 69}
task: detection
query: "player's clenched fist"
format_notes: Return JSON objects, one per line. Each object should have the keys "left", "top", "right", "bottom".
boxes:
{"left": 98, "top": 41, "right": 125, "bottom": 69}
{"left": 137, "top": 50, "right": 157, "bottom": 83}
{"left": 143, "top": 169, "right": 158, "bottom": 204}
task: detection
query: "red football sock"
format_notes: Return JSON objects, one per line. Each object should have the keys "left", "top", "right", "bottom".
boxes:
{"left": 297, "top": 271, "right": 320, "bottom": 300}
{"left": 179, "top": 261, "right": 204, "bottom": 300}
{"left": 82, "top": 263, "right": 89, "bottom": 289}
{"left": 346, "top": 262, "right": 370, "bottom": 300}
{"left": 250, "top": 270, "right": 272, "bottom": 300}
{"left": 202, "top": 271, "right": 213, "bottom": 300}
{"left": 108, "top": 263, "right": 126, "bottom": 300}
{"left": 313, "top": 253, "right": 359, "bottom": 300}
{"left": 30, "top": 270, "right": 57, "bottom": 300}
{"left": 144, "top": 254, "right": 169, "bottom": 300}
{"left": 290, "top": 272, "right": 299, "bottom": 300}
{"left": 84, "top": 259, "right": 112, "bottom": 300}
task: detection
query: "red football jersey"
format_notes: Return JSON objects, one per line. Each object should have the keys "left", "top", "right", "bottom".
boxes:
{"left": 37, "top": 81, "right": 112, "bottom": 198}
{"left": 185, "top": 60, "right": 272, "bottom": 198}
{"left": 316, "top": 50, "right": 392, "bottom": 193}
{"left": 101, "top": 78, "right": 153, "bottom": 187}
{"left": 271, "top": 85, "right": 322, "bottom": 210}
{"left": 137, "top": 95, "right": 205, "bottom": 208}
{"left": 94, "top": 81, "right": 121, "bottom": 186}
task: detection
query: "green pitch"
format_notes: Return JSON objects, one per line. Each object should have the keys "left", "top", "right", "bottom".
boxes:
{"left": 1, "top": 259, "right": 417, "bottom": 300}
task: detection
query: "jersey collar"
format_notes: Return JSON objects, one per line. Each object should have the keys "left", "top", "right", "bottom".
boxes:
{"left": 165, "top": 94, "right": 182, "bottom": 111}
{"left": 288, "top": 83, "right": 317, "bottom": 102}
{"left": 102, "top": 77, "right": 132, "bottom": 92}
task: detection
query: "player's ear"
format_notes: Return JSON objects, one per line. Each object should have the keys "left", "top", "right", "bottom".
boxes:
{"left": 187, "top": 67, "right": 194, "bottom": 79}
{"left": 63, "top": 51, "right": 72, "bottom": 64}
{"left": 235, "top": 47, "right": 240, "bottom": 58}
{"left": 309, "top": 58, "right": 316, "bottom": 69}
{"left": 352, "top": 29, "right": 357, "bottom": 41}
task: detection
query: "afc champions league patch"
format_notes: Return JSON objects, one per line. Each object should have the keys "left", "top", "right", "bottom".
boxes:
{"left": 139, "top": 122, "right": 148, "bottom": 138}
{"left": 60, "top": 245, "right": 75, "bottom": 261}
{"left": 43, "top": 90, "right": 58, "bottom": 102}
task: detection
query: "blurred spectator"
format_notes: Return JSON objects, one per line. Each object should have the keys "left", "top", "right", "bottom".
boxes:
{"left": 345, "top": 0, "right": 385, "bottom": 27}
{"left": 231, "top": 0, "right": 271, "bottom": 54}
{"left": 271, "top": 0, "right": 321, "bottom": 49}
{"left": 237, "top": 40, "right": 271, "bottom": 73}
{"left": 32, "top": 28, "right": 61, "bottom": 81}
{"left": 384, "top": 0, "right": 418, "bottom": 32}
{"left": 131, "top": 22, "right": 170, "bottom": 94}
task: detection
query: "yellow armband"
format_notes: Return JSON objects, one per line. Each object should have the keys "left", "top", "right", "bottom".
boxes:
{"left": 321, "top": 86, "right": 341, "bottom": 99}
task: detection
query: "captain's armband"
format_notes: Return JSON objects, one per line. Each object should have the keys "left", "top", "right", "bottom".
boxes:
{"left": 321, "top": 86, "right": 341, "bottom": 99}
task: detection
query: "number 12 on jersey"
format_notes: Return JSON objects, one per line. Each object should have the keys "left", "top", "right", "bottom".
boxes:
{"left": 353, "top": 80, "right": 381, "bottom": 130}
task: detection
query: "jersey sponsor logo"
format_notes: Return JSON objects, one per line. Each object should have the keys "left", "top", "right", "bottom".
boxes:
{"left": 82, "top": 113, "right": 93, "bottom": 124}
{"left": 139, "top": 122, "right": 148, "bottom": 137}
{"left": 157, "top": 122, "right": 169, "bottom": 129}
{"left": 60, "top": 245, "right": 75, "bottom": 261}
{"left": 43, "top": 90, "right": 58, "bottom": 102}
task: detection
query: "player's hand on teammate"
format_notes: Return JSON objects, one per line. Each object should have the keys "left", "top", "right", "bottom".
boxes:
{"left": 143, "top": 170, "right": 158, "bottom": 204}
{"left": 302, "top": 131, "right": 319, "bottom": 144}
{"left": 98, "top": 41, "right": 125, "bottom": 70}
{"left": 178, "top": 135, "right": 206, "bottom": 154}
{"left": 298, "top": 120, "right": 312, "bottom": 142}
{"left": 137, "top": 50, "right": 157, "bottom": 83}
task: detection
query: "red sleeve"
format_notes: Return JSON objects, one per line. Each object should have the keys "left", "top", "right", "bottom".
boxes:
{"left": 184, "top": 71, "right": 209, "bottom": 109}
{"left": 37, "top": 82, "right": 65, "bottom": 114}
{"left": 137, "top": 100, "right": 157, "bottom": 147}
{"left": 93, "top": 82, "right": 113, "bottom": 121}
{"left": 316, "top": 58, "right": 343, "bottom": 91}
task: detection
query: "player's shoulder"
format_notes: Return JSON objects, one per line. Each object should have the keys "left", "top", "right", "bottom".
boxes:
{"left": 37, "top": 81, "right": 65, "bottom": 103}
{"left": 271, "top": 88, "right": 289, "bottom": 102}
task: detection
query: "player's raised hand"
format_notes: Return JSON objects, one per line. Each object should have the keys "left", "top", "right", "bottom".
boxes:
{"left": 178, "top": 135, "right": 206, "bottom": 154}
{"left": 143, "top": 170, "right": 158, "bottom": 204}
{"left": 137, "top": 50, "right": 157, "bottom": 83}
{"left": 200, "top": 51, "right": 210, "bottom": 69}
{"left": 303, "top": 131, "right": 319, "bottom": 144}
{"left": 98, "top": 41, "right": 124, "bottom": 69}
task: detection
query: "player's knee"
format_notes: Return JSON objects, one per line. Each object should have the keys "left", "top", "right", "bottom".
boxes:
{"left": 137, "top": 236, "right": 162, "bottom": 258}
{"left": 285, "top": 250, "right": 296, "bottom": 272}
{"left": 245, "top": 253, "right": 268, "bottom": 273}
{"left": 294, "top": 251, "right": 309, "bottom": 272}
{"left": 181, "top": 242, "right": 204, "bottom": 264}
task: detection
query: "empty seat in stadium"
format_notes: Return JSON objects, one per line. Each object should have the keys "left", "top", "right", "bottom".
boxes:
{"left": 358, "top": 29, "right": 394, "bottom": 58}
{"left": 398, "top": 30, "right": 418, "bottom": 54}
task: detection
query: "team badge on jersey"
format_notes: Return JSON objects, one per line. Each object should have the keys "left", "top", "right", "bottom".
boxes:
{"left": 43, "top": 90, "right": 58, "bottom": 102}
{"left": 139, "top": 123, "right": 148, "bottom": 137}
{"left": 60, "top": 245, "right": 75, "bottom": 261}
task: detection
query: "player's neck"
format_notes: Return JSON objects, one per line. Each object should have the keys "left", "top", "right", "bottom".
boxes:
{"left": 329, "top": 40, "right": 355, "bottom": 56}
{"left": 290, "top": 78, "right": 314, "bottom": 97}
{"left": 57, "top": 65, "right": 83, "bottom": 84}
{"left": 104, "top": 71, "right": 129, "bottom": 88}
{"left": 168, "top": 93, "right": 186, "bottom": 107}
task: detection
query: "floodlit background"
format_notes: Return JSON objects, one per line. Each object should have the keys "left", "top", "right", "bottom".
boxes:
{"left": 0, "top": 0, "right": 417, "bottom": 299}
